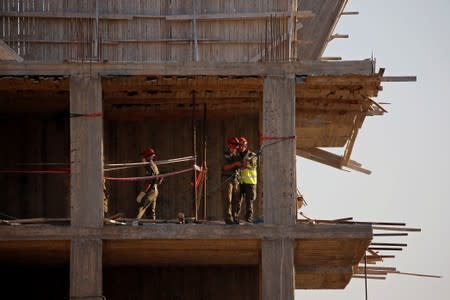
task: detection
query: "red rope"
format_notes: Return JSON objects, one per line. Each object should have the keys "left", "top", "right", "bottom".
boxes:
{"left": 195, "top": 167, "right": 205, "bottom": 188}
{"left": 0, "top": 168, "right": 70, "bottom": 174}
{"left": 104, "top": 167, "right": 194, "bottom": 182}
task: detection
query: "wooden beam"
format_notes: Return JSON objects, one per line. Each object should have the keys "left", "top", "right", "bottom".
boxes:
{"left": 297, "top": 147, "right": 371, "bottom": 175}
{"left": 263, "top": 75, "right": 296, "bottom": 225}
{"left": 394, "top": 271, "right": 442, "bottom": 279}
{"left": 0, "top": 60, "right": 375, "bottom": 76}
{"left": 0, "top": 40, "right": 23, "bottom": 62}
{"left": 70, "top": 239, "right": 103, "bottom": 300}
{"left": 297, "top": 0, "right": 349, "bottom": 60}
{"left": 70, "top": 75, "right": 104, "bottom": 227}
{"left": 353, "top": 275, "right": 386, "bottom": 280}
{"left": 381, "top": 76, "right": 417, "bottom": 82}
{"left": 261, "top": 239, "right": 295, "bottom": 300}
{"left": 342, "top": 114, "right": 365, "bottom": 165}
{"left": 372, "top": 226, "right": 421, "bottom": 232}
{"left": 328, "top": 34, "right": 349, "bottom": 42}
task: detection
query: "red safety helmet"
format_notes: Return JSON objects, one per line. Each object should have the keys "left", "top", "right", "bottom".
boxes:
{"left": 141, "top": 147, "right": 156, "bottom": 157}
{"left": 227, "top": 137, "right": 240, "bottom": 149}
{"left": 238, "top": 136, "right": 248, "bottom": 147}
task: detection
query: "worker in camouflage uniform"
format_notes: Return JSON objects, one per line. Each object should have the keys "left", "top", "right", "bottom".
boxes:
{"left": 222, "top": 137, "right": 242, "bottom": 224}
{"left": 136, "top": 147, "right": 163, "bottom": 220}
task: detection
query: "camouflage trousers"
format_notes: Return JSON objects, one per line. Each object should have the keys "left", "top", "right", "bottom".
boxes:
{"left": 136, "top": 188, "right": 158, "bottom": 219}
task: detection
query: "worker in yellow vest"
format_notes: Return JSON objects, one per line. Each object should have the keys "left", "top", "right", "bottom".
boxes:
{"left": 237, "top": 137, "right": 257, "bottom": 223}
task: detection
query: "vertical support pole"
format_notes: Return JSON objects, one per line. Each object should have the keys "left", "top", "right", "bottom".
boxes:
{"left": 94, "top": 0, "right": 99, "bottom": 59}
{"left": 192, "top": 0, "right": 199, "bottom": 61}
{"left": 261, "top": 75, "right": 296, "bottom": 300}
{"left": 192, "top": 91, "right": 198, "bottom": 221}
{"left": 288, "top": 0, "right": 298, "bottom": 60}
{"left": 202, "top": 103, "right": 207, "bottom": 220}
{"left": 70, "top": 75, "right": 103, "bottom": 300}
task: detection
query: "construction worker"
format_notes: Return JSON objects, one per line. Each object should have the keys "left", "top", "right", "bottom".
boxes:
{"left": 237, "top": 136, "right": 257, "bottom": 223}
{"left": 136, "top": 147, "right": 163, "bottom": 220}
{"left": 103, "top": 178, "right": 109, "bottom": 217}
{"left": 222, "top": 137, "right": 242, "bottom": 224}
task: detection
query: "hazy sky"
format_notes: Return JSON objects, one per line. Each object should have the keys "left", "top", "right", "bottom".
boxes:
{"left": 296, "top": 1, "right": 450, "bottom": 299}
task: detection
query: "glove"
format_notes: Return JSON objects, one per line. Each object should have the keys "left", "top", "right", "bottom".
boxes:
{"left": 136, "top": 191, "right": 146, "bottom": 203}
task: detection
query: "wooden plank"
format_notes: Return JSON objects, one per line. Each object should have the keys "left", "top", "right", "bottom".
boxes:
{"left": 0, "top": 40, "right": 24, "bottom": 62}
{"left": 262, "top": 75, "right": 296, "bottom": 225}
{"left": 372, "top": 226, "right": 421, "bottom": 232}
{"left": 393, "top": 271, "right": 441, "bottom": 279}
{"left": 295, "top": 238, "right": 370, "bottom": 267}
{"left": 297, "top": 147, "right": 371, "bottom": 175}
{"left": 342, "top": 114, "right": 365, "bottom": 165}
{"left": 70, "top": 239, "right": 103, "bottom": 300}
{"left": 295, "top": 265, "right": 353, "bottom": 289}
{"left": 297, "top": 0, "right": 348, "bottom": 60}
{"left": 0, "top": 60, "right": 375, "bottom": 76}
{"left": 381, "top": 76, "right": 417, "bottom": 82}
{"left": 261, "top": 239, "right": 295, "bottom": 300}
{"left": 328, "top": 33, "right": 349, "bottom": 42}
{"left": 353, "top": 275, "right": 386, "bottom": 280}
{"left": 70, "top": 75, "right": 103, "bottom": 227}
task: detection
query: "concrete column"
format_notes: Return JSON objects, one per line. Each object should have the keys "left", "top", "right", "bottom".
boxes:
{"left": 69, "top": 75, "right": 103, "bottom": 299}
{"left": 260, "top": 75, "right": 296, "bottom": 300}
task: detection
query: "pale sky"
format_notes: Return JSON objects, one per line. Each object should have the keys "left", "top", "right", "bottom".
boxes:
{"left": 296, "top": 0, "right": 450, "bottom": 299}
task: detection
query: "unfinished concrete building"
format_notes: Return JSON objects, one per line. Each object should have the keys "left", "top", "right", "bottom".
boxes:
{"left": 0, "top": 1, "right": 417, "bottom": 299}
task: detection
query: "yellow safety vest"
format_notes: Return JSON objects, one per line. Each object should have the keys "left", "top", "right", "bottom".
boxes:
{"left": 239, "top": 151, "right": 257, "bottom": 184}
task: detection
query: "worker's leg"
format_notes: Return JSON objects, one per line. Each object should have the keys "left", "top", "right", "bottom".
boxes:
{"left": 231, "top": 180, "right": 241, "bottom": 223}
{"left": 148, "top": 189, "right": 158, "bottom": 220}
{"left": 136, "top": 197, "right": 150, "bottom": 219}
{"left": 223, "top": 181, "right": 234, "bottom": 224}
{"left": 244, "top": 184, "right": 256, "bottom": 223}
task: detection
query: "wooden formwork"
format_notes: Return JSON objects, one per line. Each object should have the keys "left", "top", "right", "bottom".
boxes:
{"left": 0, "top": 1, "right": 388, "bottom": 298}
{"left": 1, "top": 0, "right": 301, "bottom": 62}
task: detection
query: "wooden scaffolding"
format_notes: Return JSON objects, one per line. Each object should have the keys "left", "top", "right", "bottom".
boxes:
{"left": 0, "top": 1, "right": 416, "bottom": 299}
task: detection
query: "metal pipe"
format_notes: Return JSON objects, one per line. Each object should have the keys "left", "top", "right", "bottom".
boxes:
{"left": 202, "top": 103, "right": 207, "bottom": 220}
{"left": 192, "top": 90, "right": 198, "bottom": 222}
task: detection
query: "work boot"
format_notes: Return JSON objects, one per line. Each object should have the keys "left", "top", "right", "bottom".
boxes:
{"left": 225, "top": 219, "right": 234, "bottom": 225}
{"left": 136, "top": 207, "right": 146, "bottom": 219}
{"left": 245, "top": 215, "right": 253, "bottom": 223}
